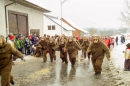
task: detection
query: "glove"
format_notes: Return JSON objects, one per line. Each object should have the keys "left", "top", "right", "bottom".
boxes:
{"left": 21, "top": 57, "right": 26, "bottom": 62}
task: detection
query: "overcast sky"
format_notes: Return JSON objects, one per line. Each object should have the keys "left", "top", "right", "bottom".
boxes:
{"left": 40, "top": 0, "right": 125, "bottom": 29}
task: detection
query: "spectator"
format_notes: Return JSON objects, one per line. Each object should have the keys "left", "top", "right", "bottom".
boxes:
{"left": 116, "top": 36, "right": 118, "bottom": 46}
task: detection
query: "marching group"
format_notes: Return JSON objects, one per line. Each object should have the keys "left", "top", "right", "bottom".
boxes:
{"left": 5, "top": 33, "right": 112, "bottom": 69}
{"left": 0, "top": 32, "right": 128, "bottom": 86}
{"left": 6, "top": 33, "right": 113, "bottom": 62}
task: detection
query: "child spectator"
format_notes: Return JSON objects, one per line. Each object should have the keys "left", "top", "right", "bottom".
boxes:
{"left": 124, "top": 43, "right": 130, "bottom": 71}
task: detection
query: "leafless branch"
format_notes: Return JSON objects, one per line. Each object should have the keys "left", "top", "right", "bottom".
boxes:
{"left": 121, "top": 0, "right": 130, "bottom": 26}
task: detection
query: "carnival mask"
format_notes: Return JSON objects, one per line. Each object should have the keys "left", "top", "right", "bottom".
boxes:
{"left": 93, "top": 36, "right": 99, "bottom": 43}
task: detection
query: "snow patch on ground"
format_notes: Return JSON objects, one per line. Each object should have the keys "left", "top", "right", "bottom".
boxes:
{"left": 108, "top": 40, "right": 130, "bottom": 86}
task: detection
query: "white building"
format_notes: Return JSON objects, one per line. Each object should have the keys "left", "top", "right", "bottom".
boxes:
{"left": 0, "top": 0, "right": 50, "bottom": 37}
{"left": 43, "top": 14, "right": 75, "bottom": 36}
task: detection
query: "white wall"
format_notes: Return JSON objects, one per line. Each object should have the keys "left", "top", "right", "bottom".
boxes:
{"left": 43, "top": 16, "right": 61, "bottom": 36}
{"left": 0, "top": 0, "right": 6, "bottom": 37}
{"left": 62, "top": 29, "right": 72, "bottom": 36}
{"left": 43, "top": 16, "right": 73, "bottom": 36}
{"left": 0, "top": 0, "right": 44, "bottom": 37}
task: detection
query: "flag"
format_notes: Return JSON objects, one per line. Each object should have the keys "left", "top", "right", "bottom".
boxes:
{"left": 61, "top": 0, "right": 67, "bottom": 4}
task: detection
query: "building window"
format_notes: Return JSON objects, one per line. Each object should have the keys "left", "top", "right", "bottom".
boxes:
{"left": 48, "top": 26, "right": 51, "bottom": 30}
{"left": 52, "top": 25, "right": 55, "bottom": 30}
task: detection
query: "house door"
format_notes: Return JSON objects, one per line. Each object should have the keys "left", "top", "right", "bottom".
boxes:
{"left": 8, "top": 13, "right": 18, "bottom": 35}
{"left": 8, "top": 10, "right": 28, "bottom": 36}
{"left": 17, "top": 15, "right": 28, "bottom": 36}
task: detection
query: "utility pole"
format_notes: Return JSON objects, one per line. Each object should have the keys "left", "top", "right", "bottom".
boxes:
{"left": 60, "top": 0, "right": 62, "bottom": 35}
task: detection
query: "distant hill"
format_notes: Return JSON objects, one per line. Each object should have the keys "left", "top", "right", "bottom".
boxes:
{"left": 83, "top": 28, "right": 120, "bottom": 31}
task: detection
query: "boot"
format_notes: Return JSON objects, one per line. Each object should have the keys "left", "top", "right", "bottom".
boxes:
{"left": 95, "top": 72, "right": 101, "bottom": 75}
{"left": 51, "top": 58, "right": 53, "bottom": 62}
{"left": 44, "top": 60, "right": 46, "bottom": 62}
{"left": 10, "top": 80, "right": 14, "bottom": 85}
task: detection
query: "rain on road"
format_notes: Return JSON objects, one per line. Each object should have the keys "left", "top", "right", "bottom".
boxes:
{"left": 7, "top": 52, "right": 112, "bottom": 86}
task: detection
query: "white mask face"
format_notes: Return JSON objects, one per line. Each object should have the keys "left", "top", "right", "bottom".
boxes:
{"left": 93, "top": 37, "right": 98, "bottom": 43}
{"left": 50, "top": 41, "right": 52, "bottom": 43}
{"left": 61, "top": 41, "right": 64, "bottom": 44}
{"left": 41, "top": 38, "right": 44, "bottom": 41}
{"left": 84, "top": 39, "right": 87, "bottom": 41}
{"left": 69, "top": 40, "right": 72, "bottom": 42}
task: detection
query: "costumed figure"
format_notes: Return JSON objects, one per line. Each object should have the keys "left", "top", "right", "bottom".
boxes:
{"left": 66, "top": 37, "right": 81, "bottom": 67}
{"left": 0, "top": 36, "right": 25, "bottom": 86}
{"left": 59, "top": 39, "right": 68, "bottom": 64}
{"left": 38, "top": 37, "right": 48, "bottom": 62}
{"left": 82, "top": 37, "right": 90, "bottom": 59}
{"left": 87, "top": 36, "right": 110, "bottom": 75}
{"left": 48, "top": 38, "right": 57, "bottom": 62}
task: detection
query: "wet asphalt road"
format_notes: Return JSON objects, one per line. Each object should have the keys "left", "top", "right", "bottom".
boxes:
{"left": 8, "top": 52, "right": 111, "bottom": 86}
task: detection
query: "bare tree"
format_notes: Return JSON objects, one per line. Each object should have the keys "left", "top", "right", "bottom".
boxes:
{"left": 87, "top": 28, "right": 97, "bottom": 36}
{"left": 121, "top": 0, "right": 130, "bottom": 26}
{"left": 99, "top": 29, "right": 115, "bottom": 36}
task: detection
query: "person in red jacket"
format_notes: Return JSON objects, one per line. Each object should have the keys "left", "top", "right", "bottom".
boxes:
{"left": 107, "top": 37, "right": 111, "bottom": 49}
{"left": 104, "top": 37, "right": 109, "bottom": 47}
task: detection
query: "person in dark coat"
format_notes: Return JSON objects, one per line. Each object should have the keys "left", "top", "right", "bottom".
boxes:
{"left": 24, "top": 37, "right": 30, "bottom": 55}
{"left": 0, "top": 36, "right": 24, "bottom": 86}
{"left": 115, "top": 36, "right": 118, "bottom": 46}
{"left": 87, "top": 36, "right": 110, "bottom": 75}
{"left": 31, "top": 34, "right": 37, "bottom": 46}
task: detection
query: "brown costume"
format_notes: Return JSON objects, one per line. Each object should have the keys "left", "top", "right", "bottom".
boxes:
{"left": 35, "top": 45, "right": 41, "bottom": 57}
{"left": 46, "top": 35, "right": 50, "bottom": 42}
{"left": 0, "top": 36, "right": 23, "bottom": 86}
{"left": 79, "top": 37, "right": 84, "bottom": 57}
{"left": 82, "top": 37, "right": 90, "bottom": 59}
{"left": 59, "top": 39, "right": 68, "bottom": 64}
{"left": 79, "top": 37, "right": 83, "bottom": 46}
{"left": 66, "top": 37, "right": 81, "bottom": 67}
{"left": 60, "top": 34, "right": 68, "bottom": 42}
{"left": 75, "top": 40, "right": 81, "bottom": 55}
{"left": 87, "top": 36, "right": 110, "bottom": 75}
{"left": 38, "top": 37, "right": 48, "bottom": 62}
{"left": 48, "top": 38, "right": 57, "bottom": 62}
